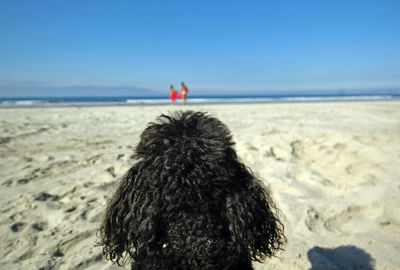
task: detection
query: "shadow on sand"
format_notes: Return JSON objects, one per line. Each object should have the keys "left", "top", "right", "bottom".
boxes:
{"left": 307, "top": 245, "right": 375, "bottom": 270}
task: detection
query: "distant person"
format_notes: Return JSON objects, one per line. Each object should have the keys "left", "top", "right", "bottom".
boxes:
{"left": 180, "top": 82, "right": 188, "bottom": 105}
{"left": 169, "top": 85, "right": 178, "bottom": 104}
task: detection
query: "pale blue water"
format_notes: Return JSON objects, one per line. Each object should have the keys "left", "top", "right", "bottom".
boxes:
{"left": 1, "top": 92, "right": 399, "bottom": 108}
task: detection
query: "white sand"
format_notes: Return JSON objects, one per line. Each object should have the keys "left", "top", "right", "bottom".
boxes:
{"left": 0, "top": 101, "right": 399, "bottom": 270}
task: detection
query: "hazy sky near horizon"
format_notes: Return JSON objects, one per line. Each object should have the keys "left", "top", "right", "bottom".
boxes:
{"left": 1, "top": 0, "right": 400, "bottom": 97}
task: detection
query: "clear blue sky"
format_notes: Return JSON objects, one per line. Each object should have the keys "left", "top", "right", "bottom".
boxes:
{"left": 1, "top": 0, "right": 399, "bottom": 97}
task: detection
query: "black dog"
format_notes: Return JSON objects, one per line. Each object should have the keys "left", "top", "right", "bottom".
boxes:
{"left": 99, "top": 111, "right": 285, "bottom": 269}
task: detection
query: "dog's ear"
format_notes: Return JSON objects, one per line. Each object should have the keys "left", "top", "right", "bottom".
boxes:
{"left": 225, "top": 174, "right": 285, "bottom": 261}
{"left": 99, "top": 163, "right": 140, "bottom": 265}
{"left": 99, "top": 161, "right": 164, "bottom": 265}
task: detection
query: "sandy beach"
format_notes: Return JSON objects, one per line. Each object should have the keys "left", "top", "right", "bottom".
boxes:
{"left": 0, "top": 101, "right": 399, "bottom": 270}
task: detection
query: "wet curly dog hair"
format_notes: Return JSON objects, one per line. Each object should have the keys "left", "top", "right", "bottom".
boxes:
{"left": 99, "top": 111, "right": 285, "bottom": 269}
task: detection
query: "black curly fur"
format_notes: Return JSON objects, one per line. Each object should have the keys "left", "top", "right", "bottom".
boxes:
{"left": 99, "top": 111, "right": 286, "bottom": 269}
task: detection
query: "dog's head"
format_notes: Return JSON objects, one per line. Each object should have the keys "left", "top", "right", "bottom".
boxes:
{"left": 134, "top": 111, "right": 241, "bottom": 182}
{"left": 99, "top": 111, "right": 285, "bottom": 267}
{"left": 136, "top": 111, "right": 234, "bottom": 159}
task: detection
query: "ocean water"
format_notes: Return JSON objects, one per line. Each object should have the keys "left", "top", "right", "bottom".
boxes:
{"left": 0, "top": 93, "right": 399, "bottom": 108}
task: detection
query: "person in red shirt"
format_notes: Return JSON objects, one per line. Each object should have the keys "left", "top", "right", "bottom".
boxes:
{"left": 179, "top": 82, "right": 188, "bottom": 105}
{"left": 169, "top": 85, "right": 178, "bottom": 104}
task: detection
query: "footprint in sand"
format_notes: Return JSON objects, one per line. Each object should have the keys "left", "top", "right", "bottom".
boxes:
{"left": 0, "top": 136, "right": 11, "bottom": 145}
{"left": 54, "top": 230, "right": 102, "bottom": 269}
{"left": 305, "top": 207, "right": 322, "bottom": 232}
{"left": 333, "top": 143, "right": 346, "bottom": 150}
{"left": 65, "top": 206, "right": 77, "bottom": 213}
{"left": 10, "top": 222, "right": 27, "bottom": 232}
{"left": 32, "top": 221, "right": 48, "bottom": 231}
{"left": 87, "top": 154, "right": 102, "bottom": 164}
{"left": 52, "top": 248, "right": 64, "bottom": 257}
{"left": 35, "top": 192, "right": 60, "bottom": 202}
{"left": 15, "top": 235, "right": 39, "bottom": 262}
{"left": 17, "top": 178, "right": 31, "bottom": 185}
{"left": 290, "top": 140, "right": 304, "bottom": 160}
{"left": 56, "top": 230, "right": 96, "bottom": 256}
{"left": 106, "top": 166, "right": 117, "bottom": 178}
{"left": 323, "top": 203, "right": 383, "bottom": 234}
{"left": 2, "top": 179, "right": 14, "bottom": 186}
{"left": 247, "top": 145, "right": 258, "bottom": 151}
{"left": 71, "top": 253, "right": 103, "bottom": 270}
{"left": 80, "top": 210, "right": 87, "bottom": 220}
{"left": 264, "top": 147, "right": 284, "bottom": 161}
